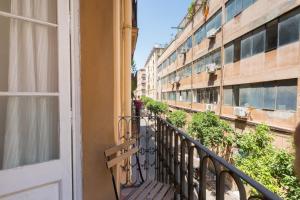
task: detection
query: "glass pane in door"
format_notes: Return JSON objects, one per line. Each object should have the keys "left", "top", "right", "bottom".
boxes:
{"left": 0, "top": 96, "right": 59, "bottom": 170}
{"left": 0, "top": 0, "right": 57, "bottom": 23}
{"left": 0, "top": 16, "right": 58, "bottom": 92}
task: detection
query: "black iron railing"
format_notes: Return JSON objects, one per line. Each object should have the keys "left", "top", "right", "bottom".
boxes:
{"left": 156, "top": 117, "right": 282, "bottom": 200}
{"left": 118, "top": 115, "right": 282, "bottom": 200}
{"left": 132, "top": 0, "right": 138, "bottom": 28}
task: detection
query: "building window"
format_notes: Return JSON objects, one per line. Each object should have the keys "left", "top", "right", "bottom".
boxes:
{"left": 241, "top": 28, "right": 265, "bottom": 59}
{"left": 178, "top": 65, "right": 191, "bottom": 79}
{"left": 276, "top": 79, "right": 297, "bottom": 111}
{"left": 223, "top": 79, "right": 297, "bottom": 111}
{"left": 224, "top": 86, "right": 239, "bottom": 106}
{"left": 226, "top": 0, "right": 235, "bottom": 22}
{"left": 224, "top": 44, "right": 234, "bottom": 64}
{"left": 278, "top": 9, "right": 300, "bottom": 47}
{"left": 239, "top": 84, "right": 264, "bottom": 108}
{"left": 234, "top": 38, "right": 241, "bottom": 62}
{"left": 241, "top": 33, "right": 253, "bottom": 59}
{"left": 195, "top": 88, "right": 219, "bottom": 104}
{"left": 194, "top": 26, "right": 206, "bottom": 45}
{"left": 206, "top": 10, "right": 222, "bottom": 33}
{"left": 212, "top": 50, "right": 221, "bottom": 66}
{"left": 169, "top": 51, "right": 177, "bottom": 64}
{"left": 204, "top": 49, "right": 221, "bottom": 66}
{"left": 263, "top": 82, "right": 276, "bottom": 110}
{"left": 186, "top": 36, "right": 193, "bottom": 50}
{"left": 252, "top": 29, "right": 265, "bottom": 54}
{"left": 194, "top": 58, "right": 206, "bottom": 74}
{"left": 224, "top": 87, "right": 233, "bottom": 105}
{"left": 265, "top": 19, "right": 278, "bottom": 52}
{"left": 226, "top": 0, "right": 256, "bottom": 22}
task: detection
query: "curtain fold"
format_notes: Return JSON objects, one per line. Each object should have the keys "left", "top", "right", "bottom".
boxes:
{"left": 2, "top": 0, "right": 58, "bottom": 169}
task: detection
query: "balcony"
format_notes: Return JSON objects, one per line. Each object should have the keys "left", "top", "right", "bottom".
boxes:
{"left": 117, "top": 115, "right": 281, "bottom": 200}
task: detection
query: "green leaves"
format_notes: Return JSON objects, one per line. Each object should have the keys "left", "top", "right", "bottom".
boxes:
{"left": 234, "top": 125, "right": 300, "bottom": 199}
{"left": 145, "top": 99, "right": 168, "bottom": 115}
{"left": 141, "top": 96, "right": 152, "bottom": 105}
{"left": 186, "top": 111, "right": 300, "bottom": 199}
{"left": 167, "top": 110, "right": 187, "bottom": 128}
{"left": 187, "top": 112, "right": 235, "bottom": 161}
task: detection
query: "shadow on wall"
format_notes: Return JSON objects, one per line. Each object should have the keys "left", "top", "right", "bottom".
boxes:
{"left": 208, "top": 74, "right": 217, "bottom": 86}
{"left": 234, "top": 119, "right": 247, "bottom": 133}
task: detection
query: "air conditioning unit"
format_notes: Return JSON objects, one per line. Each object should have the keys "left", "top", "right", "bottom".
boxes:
{"left": 206, "top": 63, "right": 217, "bottom": 74}
{"left": 205, "top": 104, "right": 214, "bottom": 112}
{"left": 207, "top": 28, "right": 218, "bottom": 39}
{"left": 233, "top": 107, "right": 249, "bottom": 118}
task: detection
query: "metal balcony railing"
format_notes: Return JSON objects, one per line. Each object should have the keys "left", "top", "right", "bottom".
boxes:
{"left": 132, "top": 0, "right": 138, "bottom": 28}
{"left": 118, "top": 115, "right": 282, "bottom": 200}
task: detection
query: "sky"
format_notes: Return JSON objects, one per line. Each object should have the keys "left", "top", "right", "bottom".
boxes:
{"left": 134, "top": 0, "right": 191, "bottom": 70}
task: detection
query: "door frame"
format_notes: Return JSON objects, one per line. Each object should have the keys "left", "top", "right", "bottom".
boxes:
{"left": 70, "top": 0, "right": 83, "bottom": 199}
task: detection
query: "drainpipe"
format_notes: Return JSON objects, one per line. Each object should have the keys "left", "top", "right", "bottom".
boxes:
{"left": 219, "top": 0, "right": 225, "bottom": 116}
{"left": 191, "top": 17, "right": 195, "bottom": 111}
{"left": 123, "top": 0, "right": 132, "bottom": 119}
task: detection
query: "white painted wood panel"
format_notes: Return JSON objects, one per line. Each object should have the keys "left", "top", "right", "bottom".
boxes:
{"left": 1, "top": 183, "right": 60, "bottom": 200}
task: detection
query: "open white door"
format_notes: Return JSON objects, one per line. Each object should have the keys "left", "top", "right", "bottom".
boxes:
{"left": 0, "top": 0, "right": 72, "bottom": 199}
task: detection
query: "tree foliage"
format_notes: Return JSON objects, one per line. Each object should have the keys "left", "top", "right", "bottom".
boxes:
{"left": 141, "top": 96, "right": 152, "bottom": 105}
{"left": 235, "top": 125, "right": 300, "bottom": 199}
{"left": 167, "top": 110, "right": 187, "bottom": 128}
{"left": 188, "top": 112, "right": 235, "bottom": 162}
{"left": 186, "top": 112, "right": 300, "bottom": 199}
{"left": 145, "top": 99, "right": 168, "bottom": 116}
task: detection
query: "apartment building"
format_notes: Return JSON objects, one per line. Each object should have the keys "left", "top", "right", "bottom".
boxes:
{"left": 157, "top": 0, "right": 300, "bottom": 141}
{"left": 144, "top": 46, "right": 165, "bottom": 99}
{"left": 136, "top": 68, "right": 147, "bottom": 97}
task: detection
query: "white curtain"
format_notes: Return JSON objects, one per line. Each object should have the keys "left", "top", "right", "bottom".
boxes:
{"left": 2, "top": 0, "right": 58, "bottom": 169}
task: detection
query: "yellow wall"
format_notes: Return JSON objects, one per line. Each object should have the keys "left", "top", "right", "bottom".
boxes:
{"left": 80, "top": 0, "right": 133, "bottom": 199}
{"left": 81, "top": 0, "right": 116, "bottom": 199}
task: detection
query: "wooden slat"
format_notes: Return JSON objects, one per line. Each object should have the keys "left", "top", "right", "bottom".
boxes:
{"left": 128, "top": 181, "right": 152, "bottom": 200}
{"left": 153, "top": 184, "right": 171, "bottom": 200}
{"left": 0, "top": 11, "right": 58, "bottom": 27}
{"left": 135, "top": 181, "right": 158, "bottom": 200}
{"left": 147, "top": 182, "right": 164, "bottom": 199}
{"left": 106, "top": 147, "right": 138, "bottom": 168}
{"left": 163, "top": 187, "right": 175, "bottom": 200}
{"left": 105, "top": 139, "right": 137, "bottom": 157}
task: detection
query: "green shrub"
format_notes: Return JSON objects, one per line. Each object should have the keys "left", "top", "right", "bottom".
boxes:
{"left": 188, "top": 112, "right": 235, "bottom": 161}
{"left": 141, "top": 96, "right": 152, "bottom": 105}
{"left": 271, "top": 151, "right": 300, "bottom": 199}
{"left": 167, "top": 110, "right": 187, "bottom": 128}
{"left": 234, "top": 124, "right": 300, "bottom": 199}
{"left": 236, "top": 124, "right": 273, "bottom": 157}
{"left": 146, "top": 100, "right": 168, "bottom": 115}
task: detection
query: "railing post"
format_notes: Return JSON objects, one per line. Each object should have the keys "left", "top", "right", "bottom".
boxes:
{"left": 199, "top": 151, "right": 207, "bottom": 200}
{"left": 174, "top": 131, "right": 179, "bottom": 195}
{"left": 156, "top": 117, "right": 161, "bottom": 182}
{"left": 180, "top": 138, "right": 187, "bottom": 199}
{"left": 168, "top": 128, "right": 174, "bottom": 184}
{"left": 214, "top": 161, "right": 223, "bottom": 200}
{"left": 188, "top": 145, "right": 195, "bottom": 200}
{"left": 165, "top": 125, "right": 169, "bottom": 184}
